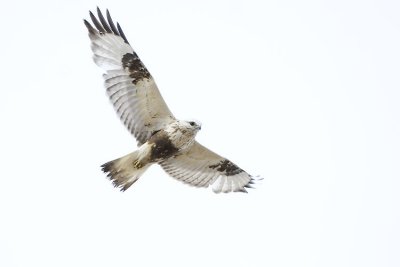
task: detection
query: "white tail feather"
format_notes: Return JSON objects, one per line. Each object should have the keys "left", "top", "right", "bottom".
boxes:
{"left": 101, "top": 151, "right": 151, "bottom": 191}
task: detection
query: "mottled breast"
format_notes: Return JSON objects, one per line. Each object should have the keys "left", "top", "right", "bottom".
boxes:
{"left": 147, "top": 130, "right": 179, "bottom": 161}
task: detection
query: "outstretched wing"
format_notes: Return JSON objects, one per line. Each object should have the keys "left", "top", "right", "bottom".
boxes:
{"left": 84, "top": 8, "right": 175, "bottom": 145}
{"left": 160, "top": 142, "right": 260, "bottom": 193}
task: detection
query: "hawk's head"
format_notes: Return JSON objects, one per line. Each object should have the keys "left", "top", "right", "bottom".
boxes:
{"left": 164, "top": 120, "right": 201, "bottom": 150}
{"left": 176, "top": 120, "right": 202, "bottom": 134}
{"left": 185, "top": 120, "right": 202, "bottom": 131}
{"left": 169, "top": 120, "right": 201, "bottom": 136}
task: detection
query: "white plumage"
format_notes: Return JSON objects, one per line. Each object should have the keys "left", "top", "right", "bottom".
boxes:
{"left": 85, "top": 8, "right": 261, "bottom": 193}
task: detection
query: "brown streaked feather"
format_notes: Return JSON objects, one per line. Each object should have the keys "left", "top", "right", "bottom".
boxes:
{"left": 121, "top": 53, "right": 151, "bottom": 83}
{"left": 209, "top": 159, "right": 244, "bottom": 176}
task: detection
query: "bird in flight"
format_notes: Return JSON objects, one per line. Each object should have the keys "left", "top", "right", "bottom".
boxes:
{"left": 84, "top": 8, "right": 261, "bottom": 193}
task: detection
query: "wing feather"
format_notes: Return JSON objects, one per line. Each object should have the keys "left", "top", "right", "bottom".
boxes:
{"left": 117, "top": 22, "right": 129, "bottom": 44}
{"left": 85, "top": 8, "right": 174, "bottom": 145}
{"left": 96, "top": 7, "right": 112, "bottom": 33}
{"left": 89, "top": 11, "right": 105, "bottom": 33}
{"left": 160, "top": 142, "right": 260, "bottom": 193}
{"left": 106, "top": 10, "right": 119, "bottom": 36}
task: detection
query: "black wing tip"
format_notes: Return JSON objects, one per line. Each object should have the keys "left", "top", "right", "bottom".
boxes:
{"left": 236, "top": 188, "right": 248, "bottom": 193}
{"left": 84, "top": 7, "right": 130, "bottom": 44}
{"left": 117, "top": 22, "right": 130, "bottom": 44}
{"left": 89, "top": 9, "right": 105, "bottom": 33}
{"left": 106, "top": 9, "right": 119, "bottom": 35}
{"left": 83, "top": 19, "right": 96, "bottom": 34}
{"left": 243, "top": 175, "right": 263, "bottom": 190}
{"left": 97, "top": 7, "right": 112, "bottom": 33}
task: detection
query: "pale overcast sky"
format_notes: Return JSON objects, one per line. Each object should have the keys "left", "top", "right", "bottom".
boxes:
{"left": 0, "top": 0, "right": 399, "bottom": 266}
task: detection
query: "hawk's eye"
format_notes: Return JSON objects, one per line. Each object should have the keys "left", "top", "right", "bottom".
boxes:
{"left": 189, "top": 121, "right": 195, "bottom": 126}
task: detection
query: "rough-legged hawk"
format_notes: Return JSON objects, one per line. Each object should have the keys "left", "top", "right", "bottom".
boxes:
{"left": 84, "top": 8, "right": 261, "bottom": 193}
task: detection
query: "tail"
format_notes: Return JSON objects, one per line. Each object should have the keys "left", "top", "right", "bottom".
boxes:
{"left": 101, "top": 151, "right": 151, "bottom": 191}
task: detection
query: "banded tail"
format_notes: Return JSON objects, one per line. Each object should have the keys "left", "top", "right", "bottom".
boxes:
{"left": 101, "top": 150, "right": 151, "bottom": 191}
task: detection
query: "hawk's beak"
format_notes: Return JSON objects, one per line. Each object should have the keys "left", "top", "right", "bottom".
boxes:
{"left": 197, "top": 125, "right": 202, "bottom": 130}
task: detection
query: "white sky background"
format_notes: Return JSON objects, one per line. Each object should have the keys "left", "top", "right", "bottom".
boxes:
{"left": 0, "top": 0, "right": 399, "bottom": 266}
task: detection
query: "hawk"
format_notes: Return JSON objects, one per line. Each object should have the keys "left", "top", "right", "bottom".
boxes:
{"left": 84, "top": 8, "right": 261, "bottom": 193}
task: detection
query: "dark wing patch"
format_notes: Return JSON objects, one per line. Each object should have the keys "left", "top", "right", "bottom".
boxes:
{"left": 85, "top": 8, "right": 175, "bottom": 145}
{"left": 122, "top": 53, "right": 151, "bottom": 83}
{"left": 160, "top": 142, "right": 261, "bottom": 193}
{"left": 209, "top": 159, "right": 244, "bottom": 176}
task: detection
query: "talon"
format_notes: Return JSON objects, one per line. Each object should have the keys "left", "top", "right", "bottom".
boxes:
{"left": 133, "top": 160, "right": 142, "bottom": 169}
